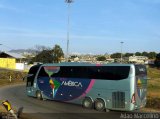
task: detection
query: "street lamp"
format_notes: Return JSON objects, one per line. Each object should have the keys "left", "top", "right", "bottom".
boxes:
{"left": 65, "top": 0, "right": 73, "bottom": 62}
{"left": 120, "top": 42, "right": 124, "bottom": 63}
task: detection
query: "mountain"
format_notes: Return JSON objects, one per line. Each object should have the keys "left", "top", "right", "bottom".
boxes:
{"left": 9, "top": 49, "right": 37, "bottom": 54}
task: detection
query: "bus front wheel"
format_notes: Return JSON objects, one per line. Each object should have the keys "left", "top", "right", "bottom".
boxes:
{"left": 94, "top": 99, "right": 105, "bottom": 111}
{"left": 82, "top": 97, "right": 93, "bottom": 109}
{"left": 36, "top": 91, "right": 42, "bottom": 100}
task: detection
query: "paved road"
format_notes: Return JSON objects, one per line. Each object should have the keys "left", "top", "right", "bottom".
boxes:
{"left": 0, "top": 84, "right": 123, "bottom": 119}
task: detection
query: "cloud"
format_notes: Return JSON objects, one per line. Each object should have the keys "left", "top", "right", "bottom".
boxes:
{"left": 0, "top": 26, "right": 128, "bottom": 42}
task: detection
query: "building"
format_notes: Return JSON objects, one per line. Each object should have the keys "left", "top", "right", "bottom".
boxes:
{"left": 0, "top": 52, "right": 26, "bottom": 70}
{"left": 127, "top": 55, "right": 148, "bottom": 64}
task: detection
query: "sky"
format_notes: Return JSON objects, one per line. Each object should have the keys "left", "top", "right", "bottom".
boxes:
{"left": 0, "top": 0, "right": 160, "bottom": 54}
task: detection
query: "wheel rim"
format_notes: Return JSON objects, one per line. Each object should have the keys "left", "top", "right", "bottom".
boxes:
{"left": 37, "top": 92, "right": 42, "bottom": 99}
{"left": 84, "top": 100, "right": 90, "bottom": 107}
{"left": 83, "top": 98, "right": 93, "bottom": 109}
{"left": 96, "top": 102, "right": 103, "bottom": 109}
{"left": 95, "top": 99, "right": 105, "bottom": 111}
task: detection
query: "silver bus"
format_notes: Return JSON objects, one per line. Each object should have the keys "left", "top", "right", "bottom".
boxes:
{"left": 25, "top": 63, "right": 147, "bottom": 111}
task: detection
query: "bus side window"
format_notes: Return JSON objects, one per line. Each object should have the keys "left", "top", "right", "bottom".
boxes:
{"left": 27, "top": 65, "right": 41, "bottom": 87}
{"left": 115, "top": 66, "right": 130, "bottom": 79}
{"left": 88, "top": 66, "right": 130, "bottom": 80}
{"left": 52, "top": 66, "right": 71, "bottom": 78}
{"left": 52, "top": 66, "right": 89, "bottom": 79}
{"left": 71, "top": 66, "right": 88, "bottom": 78}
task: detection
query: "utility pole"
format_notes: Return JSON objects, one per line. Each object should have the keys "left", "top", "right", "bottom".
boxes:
{"left": 120, "top": 41, "right": 124, "bottom": 63}
{"left": 65, "top": 0, "right": 73, "bottom": 62}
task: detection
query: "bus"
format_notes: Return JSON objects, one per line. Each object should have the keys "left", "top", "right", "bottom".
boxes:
{"left": 25, "top": 63, "right": 147, "bottom": 111}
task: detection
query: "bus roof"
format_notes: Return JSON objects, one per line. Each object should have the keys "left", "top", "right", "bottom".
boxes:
{"left": 41, "top": 62, "right": 135, "bottom": 67}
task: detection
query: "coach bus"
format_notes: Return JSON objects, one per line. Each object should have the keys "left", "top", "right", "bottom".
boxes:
{"left": 25, "top": 63, "right": 147, "bottom": 111}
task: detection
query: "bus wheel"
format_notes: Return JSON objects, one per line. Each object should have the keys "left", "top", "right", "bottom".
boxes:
{"left": 94, "top": 99, "right": 105, "bottom": 111}
{"left": 36, "top": 91, "right": 42, "bottom": 100}
{"left": 82, "top": 97, "right": 93, "bottom": 109}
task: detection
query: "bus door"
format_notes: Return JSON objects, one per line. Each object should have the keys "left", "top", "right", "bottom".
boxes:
{"left": 135, "top": 65, "right": 147, "bottom": 108}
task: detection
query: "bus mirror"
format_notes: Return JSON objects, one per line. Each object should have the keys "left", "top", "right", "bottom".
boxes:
{"left": 23, "top": 74, "right": 33, "bottom": 81}
{"left": 23, "top": 77, "right": 25, "bottom": 81}
{"left": 27, "top": 74, "right": 33, "bottom": 77}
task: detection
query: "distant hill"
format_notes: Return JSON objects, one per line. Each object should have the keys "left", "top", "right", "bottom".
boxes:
{"left": 9, "top": 49, "right": 37, "bottom": 54}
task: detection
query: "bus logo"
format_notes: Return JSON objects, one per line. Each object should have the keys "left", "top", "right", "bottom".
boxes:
{"left": 62, "top": 80, "right": 83, "bottom": 87}
{"left": 49, "top": 79, "right": 61, "bottom": 98}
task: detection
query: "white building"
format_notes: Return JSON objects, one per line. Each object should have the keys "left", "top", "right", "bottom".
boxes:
{"left": 128, "top": 56, "right": 148, "bottom": 64}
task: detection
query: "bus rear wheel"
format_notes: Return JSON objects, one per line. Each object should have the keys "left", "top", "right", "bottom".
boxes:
{"left": 82, "top": 97, "right": 93, "bottom": 109}
{"left": 94, "top": 99, "right": 105, "bottom": 111}
{"left": 36, "top": 91, "right": 42, "bottom": 100}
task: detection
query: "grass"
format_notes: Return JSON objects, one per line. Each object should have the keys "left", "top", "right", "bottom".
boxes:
{"left": 147, "top": 79, "right": 160, "bottom": 98}
{"left": 147, "top": 67, "right": 160, "bottom": 98}
{"left": 140, "top": 108, "right": 160, "bottom": 112}
{"left": 144, "top": 66, "right": 160, "bottom": 112}
{"left": 147, "top": 67, "right": 160, "bottom": 79}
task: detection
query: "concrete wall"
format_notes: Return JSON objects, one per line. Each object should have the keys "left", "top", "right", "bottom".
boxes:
{"left": 16, "top": 63, "right": 25, "bottom": 70}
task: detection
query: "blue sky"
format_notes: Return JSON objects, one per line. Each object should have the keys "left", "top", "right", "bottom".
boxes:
{"left": 0, "top": 0, "right": 160, "bottom": 54}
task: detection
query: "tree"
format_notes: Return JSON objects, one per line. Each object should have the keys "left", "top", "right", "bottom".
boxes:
{"left": 142, "top": 51, "right": 148, "bottom": 57}
{"left": 32, "top": 50, "right": 54, "bottom": 63}
{"left": 110, "top": 53, "right": 121, "bottom": 58}
{"left": 52, "top": 44, "right": 64, "bottom": 63}
{"left": 124, "top": 53, "right": 133, "bottom": 57}
{"left": 33, "top": 45, "right": 50, "bottom": 56}
{"left": 135, "top": 52, "right": 142, "bottom": 56}
{"left": 148, "top": 52, "right": 156, "bottom": 59}
{"left": 154, "top": 53, "right": 160, "bottom": 67}
{"left": 96, "top": 56, "right": 106, "bottom": 61}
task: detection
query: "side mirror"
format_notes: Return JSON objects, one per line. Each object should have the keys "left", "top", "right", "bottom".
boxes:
{"left": 23, "top": 77, "right": 25, "bottom": 81}
{"left": 23, "top": 74, "right": 33, "bottom": 81}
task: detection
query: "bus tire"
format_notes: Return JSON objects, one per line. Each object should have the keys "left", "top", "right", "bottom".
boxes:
{"left": 82, "top": 97, "right": 93, "bottom": 109}
{"left": 36, "top": 91, "right": 42, "bottom": 100}
{"left": 94, "top": 98, "right": 105, "bottom": 111}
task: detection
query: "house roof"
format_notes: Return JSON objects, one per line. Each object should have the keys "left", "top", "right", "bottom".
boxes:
{"left": 0, "top": 52, "right": 25, "bottom": 59}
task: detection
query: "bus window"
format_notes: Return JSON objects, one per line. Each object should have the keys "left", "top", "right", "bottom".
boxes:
{"left": 88, "top": 66, "right": 130, "bottom": 80}
{"left": 135, "top": 65, "right": 147, "bottom": 76}
{"left": 51, "top": 66, "right": 130, "bottom": 80}
{"left": 52, "top": 66, "right": 88, "bottom": 78}
{"left": 70, "top": 66, "right": 88, "bottom": 78}
{"left": 37, "top": 67, "right": 48, "bottom": 77}
{"left": 115, "top": 66, "right": 130, "bottom": 79}
{"left": 27, "top": 64, "right": 41, "bottom": 87}
{"left": 52, "top": 66, "right": 71, "bottom": 78}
